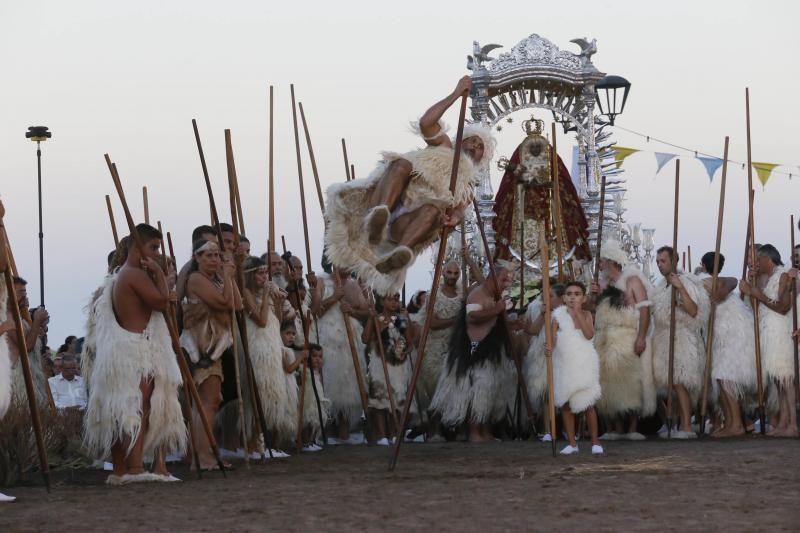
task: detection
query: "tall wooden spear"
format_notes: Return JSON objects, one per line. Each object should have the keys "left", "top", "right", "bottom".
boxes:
{"left": 666, "top": 159, "right": 680, "bottom": 439}
{"left": 790, "top": 215, "right": 799, "bottom": 412}
{"left": 698, "top": 137, "right": 729, "bottom": 436}
{"left": 268, "top": 86, "right": 276, "bottom": 259}
{"left": 2, "top": 242, "right": 51, "bottom": 491}
{"left": 539, "top": 226, "right": 557, "bottom": 457}
{"left": 389, "top": 92, "right": 469, "bottom": 471}
{"left": 104, "top": 154, "right": 226, "bottom": 475}
{"left": 298, "top": 99, "right": 368, "bottom": 440}
{"left": 551, "top": 123, "right": 565, "bottom": 281}
{"left": 105, "top": 195, "right": 119, "bottom": 247}
{"left": 744, "top": 88, "right": 767, "bottom": 434}
{"left": 342, "top": 139, "right": 352, "bottom": 181}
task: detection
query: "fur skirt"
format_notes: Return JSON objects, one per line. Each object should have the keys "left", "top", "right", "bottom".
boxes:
{"left": 552, "top": 307, "right": 602, "bottom": 414}
{"left": 709, "top": 292, "right": 757, "bottom": 399}
{"left": 300, "top": 368, "right": 330, "bottom": 440}
{"left": 367, "top": 353, "right": 413, "bottom": 413}
{"left": 759, "top": 266, "right": 798, "bottom": 385}
{"left": 324, "top": 146, "right": 476, "bottom": 295}
{"left": 83, "top": 275, "right": 186, "bottom": 459}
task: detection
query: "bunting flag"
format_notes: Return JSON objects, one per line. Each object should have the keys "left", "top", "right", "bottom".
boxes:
{"left": 654, "top": 152, "right": 677, "bottom": 174}
{"left": 753, "top": 162, "right": 780, "bottom": 187}
{"left": 697, "top": 156, "right": 725, "bottom": 183}
{"left": 613, "top": 146, "right": 640, "bottom": 168}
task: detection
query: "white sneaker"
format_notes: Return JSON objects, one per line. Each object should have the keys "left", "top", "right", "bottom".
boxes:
{"left": 657, "top": 424, "right": 670, "bottom": 435}
{"left": 540, "top": 433, "right": 553, "bottom": 442}
{"left": 0, "top": 492, "right": 16, "bottom": 502}
{"left": 625, "top": 432, "right": 646, "bottom": 441}
{"left": 376, "top": 437, "right": 390, "bottom": 446}
{"left": 672, "top": 430, "right": 697, "bottom": 440}
{"left": 559, "top": 444, "right": 579, "bottom": 455}
{"left": 153, "top": 473, "right": 182, "bottom": 482}
{"left": 591, "top": 444, "right": 604, "bottom": 455}
{"left": 270, "top": 449, "right": 291, "bottom": 458}
{"left": 599, "top": 432, "right": 620, "bottom": 441}
{"left": 219, "top": 448, "right": 239, "bottom": 460}
{"left": 302, "top": 444, "right": 322, "bottom": 452}
{"left": 326, "top": 437, "right": 341, "bottom": 446}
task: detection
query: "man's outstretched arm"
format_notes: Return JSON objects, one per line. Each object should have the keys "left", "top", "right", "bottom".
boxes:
{"left": 419, "top": 76, "right": 472, "bottom": 146}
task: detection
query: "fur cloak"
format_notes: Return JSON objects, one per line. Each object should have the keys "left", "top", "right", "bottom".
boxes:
{"left": 552, "top": 306, "right": 602, "bottom": 414}
{"left": 696, "top": 274, "right": 757, "bottom": 400}
{"left": 80, "top": 283, "right": 106, "bottom": 392}
{"left": 759, "top": 266, "right": 797, "bottom": 385}
{"left": 594, "top": 266, "right": 657, "bottom": 417}
{"left": 325, "top": 146, "right": 477, "bottom": 295}
{"left": 523, "top": 298, "right": 548, "bottom": 413}
{"left": 0, "top": 278, "right": 9, "bottom": 419}
{"left": 651, "top": 272, "right": 710, "bottom": 400}
{"left": 280, "top": 346, "right": 299, "bottom": 442}
{"left": 430, "top": 309, "right": 507, "bottom": 426}
{"left": 310, "top": 273, "right": 366, "bottom": 426}
{"left": 300, "top": 366, "right": 330, "bottom": 440}
{"left": 417, "top": 289, "right": 463, "bottom": 412}
{"left": 83, "top": 274, "right": 187, "bottom": 459}
{"left": 246, "top": 302, "right": 297, "bottom": 444}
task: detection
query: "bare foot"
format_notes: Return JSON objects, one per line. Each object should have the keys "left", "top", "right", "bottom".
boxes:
{"left": 767, "top": 427, "right": 799, "bottom": 438}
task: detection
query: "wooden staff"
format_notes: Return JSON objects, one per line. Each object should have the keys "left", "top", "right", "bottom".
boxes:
{"left": 297, "top": 100, "right": 368, "bottom": 439}
{"left": 687, "top": 246, "right": 693, "bottom": 273}
{"left": 298, "top": 102, "right": 326, "bottom": 215}
{"left": 350, "top": 164, "right": 356, "bottom": 182}
{"left": 739, "top": 190, "right": 754, "bottom": 301}
{"left": 518, "top": 184, "right": 526, "bottom": 310}
{"left": 104, "top": 154, "right": 226, "bottom": 475}
{"left": 342, "top": 138, "right": 352, "bottom": 181}
{"left": 460, "top": 220, "right": 469, "bottom": 293}
{"left": 790, "top": 215, "right": 799, "bottom": 411}
{"left": 166, "top": 231, "right": 203, "bottom": 476}
{"left": 233, "top": 175, "right": 245, "bottom": 237}
{"left": 551, "top": 123, "right": 565, "bottom": 281}
{"left": 368, "top": 292, "right": 400, "bottom": 432}
{"left": 592, "top": 176, "right": 607, "bottom": 284}
{"left": 223, "top": 130, "right": 252, "bottom": 468}
{"left": 268, "top": 86, "right": 276, "bottom": 256}
{"left": 682, "top": 252, "right": 686, "bottom": 272}
{"left": 389, "top": 92, "right": 469, "bottom": 471}
{"left": 143, "top": 186, "right": 150, "bottom": 225}
{"left": 666, "top": 159, "right": 680, "bottom": 439}
{"left": 744, "top": 88, "right": 767, "bottom": 434}
{"left": 105, "top": 195, "right": 119, "bottom": 247}
{"left": 539, "top": 226, "right": 557, "bottom": 457}
{"left": 224, "top": 129, "right": 275, "bottom": 460}
{"left": 2, "top": 244, "right": 51, "bottom": 491}
{"left": 699, "top": 137, "right": 729, "bottom": 436}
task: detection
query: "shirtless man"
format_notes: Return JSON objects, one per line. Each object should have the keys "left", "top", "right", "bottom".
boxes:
{"left": 85, "top": 224, "right": 186, "bottom": 484}
{"left": 740, "top": 244, "right": 797, "bottom": 437}
{"left": 431, "top": 266, "right": 512, "bottom": 442}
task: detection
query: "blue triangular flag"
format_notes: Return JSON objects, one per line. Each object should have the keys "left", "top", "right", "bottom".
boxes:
{"left": 654, "top": 152, "right": 677, "bottom": 174}
{"left": 697, "top": 156, "right": 724, "bottom": 183}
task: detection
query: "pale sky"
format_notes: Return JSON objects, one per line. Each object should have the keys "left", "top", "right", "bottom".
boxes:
{"left": 1, "top": 1, "right": 798, "bottom": 346}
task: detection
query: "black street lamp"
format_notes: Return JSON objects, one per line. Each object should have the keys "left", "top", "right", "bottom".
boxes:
{"left": 25, "top": 126, "right": 51, "bottom": 307}
{"left": 594, "top": 75, "right": 631, "bottom": 126}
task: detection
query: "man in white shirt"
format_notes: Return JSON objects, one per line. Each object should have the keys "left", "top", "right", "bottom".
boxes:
{"left": 48, "top": 354, "right": 86, "bottom": 409}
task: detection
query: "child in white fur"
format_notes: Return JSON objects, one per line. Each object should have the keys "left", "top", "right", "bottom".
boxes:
{"left": 549, "top": 281, "right": 603, "bottom": 456}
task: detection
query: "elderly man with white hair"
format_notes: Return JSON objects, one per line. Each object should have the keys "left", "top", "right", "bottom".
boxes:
{"left": 591, "top": 238, "right": 657, "bottom": 440}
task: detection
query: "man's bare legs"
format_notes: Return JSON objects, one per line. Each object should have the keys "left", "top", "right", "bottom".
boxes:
{"left": 369, "top": 159, "right": 413, "bottom": 209}
{"left": 768, "top": 384, "right": 799, "bottom": 437}
{"left": 337, "top": 414, "right": 351, "bottom": 442}
{"left": 713, "top": 381, "right": 746, "bottom": 437}
{"left": 193, "top": 376, "right": 222, "bottom": 470}
{"left": 675, "top": 384, "right": 693, "bottom": 432}
{"left": 562, "top": 406, "right": 577, "bottom": 446}
{"left": 110, "top": 379, "right": 154, "bottom": 477}
{"left": 467, "top": 422, "right": 493, "bottom": 442}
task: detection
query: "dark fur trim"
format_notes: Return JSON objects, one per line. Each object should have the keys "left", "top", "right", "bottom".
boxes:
{"left": 446, "top": 307, "right": 505, "bottom": 378}
{"left": 597, "top": 286, "right": 626, "bottom": 309}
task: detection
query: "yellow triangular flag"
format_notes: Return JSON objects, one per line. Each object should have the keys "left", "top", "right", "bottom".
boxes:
{"left": 613, "top": 147, "right": 640, "bottom": 169}
{"left": 753, "top": 162, "right": 780, "bottom": 187}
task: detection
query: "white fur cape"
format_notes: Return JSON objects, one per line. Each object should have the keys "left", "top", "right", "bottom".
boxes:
{"left": 594, "top": 266, "right": 657, "bottom": 417}
{"left": 0, "top": 278, "right": 10, "bottom": 418}
{"left": 325, "top": 146, "right": 477, "bottom": 295}
{"left": 696, "top": 273, "right": 757, "bottom": 400}
{"left": 431, "top": 356, "right": 506, "bottom": 427}
{"left": 280, "top": 346, "right": 299, "bottom": 442}
{"left": 246, "top": 304, "right": 297, "bottom": 444}
{"left": 417, "top": 289, "right": 463, "bottom": 412}
{"left": 83, "top": 274, "right": 187, "bottom": 459}
{"left": 759, "top": 266, "right": 797, "bottom": 384}
{"left": 650, "top": 272, "right": 710, "bottom": 399}
{"left": 524, "top": 298, "right": 548, "bottom": 413}
{"left": 80, "top": 283, "right": 105, "bottom": 391}
{"left": 552, "top": 306, "right": 602, "bottom": 413}
{"left": 310, "top": 273, "right": 366, "bottom": 426}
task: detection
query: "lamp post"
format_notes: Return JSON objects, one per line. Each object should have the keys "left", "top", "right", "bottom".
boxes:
{"left": 594, "top": 75, "right": 631, "bottom": 126}
{"left": 25, "top": 126, "right": 51, "bottom": 307}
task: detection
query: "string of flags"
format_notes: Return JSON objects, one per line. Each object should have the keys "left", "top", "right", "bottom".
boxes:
{"left": 607, "top": 126, "right": 797, "bottom": 188}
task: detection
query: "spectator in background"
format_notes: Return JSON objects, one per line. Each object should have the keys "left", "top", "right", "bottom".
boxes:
{"left": 48, "top": 354, "right": 87, "bottom": 409}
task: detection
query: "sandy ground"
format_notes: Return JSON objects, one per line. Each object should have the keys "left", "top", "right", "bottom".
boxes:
{"left": 1, "top": 437, "right": 799, "bottom": 532}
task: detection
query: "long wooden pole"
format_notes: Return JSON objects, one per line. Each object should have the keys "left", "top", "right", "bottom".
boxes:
{"left": 268, "top": 86, "right": 276, "bottom": 257}
{"left": 389, "top": 93, "right": 468, "bottom": 471}
{"left": 166, "top": 231, "right": 203, "bottom": 476}
{"left": 223, "top": 130, "right": 251, "bottom": 468}
{"left": 699, "top": 138, "right": 729, "bottom": 435}
{"left": 745, "top": 88, "right": 767, "bottom": 434}
{"left": 666, "top": 159, "right": 680, "bottom": 439}
{"left": 369, "top": 294, "right": 400, "bottom": 432}
{"left": 539, "top": 226, "right": 557, "bottom": 456}
{"left": 2, "top": 247, "right": 51, "bottom": 492}
{"left": 551, "top": 123, "right": 565, "bottom": 281}
{"left": 342, "top": 139, "right": 352, "bottom": 181}
{"left": 592, "top": 176, "right": 607, "bottom": 284}
{"left": 297, "top": 100, "right": 363, "bottom": 443}
{"left": 790, "top": 215, "right": 799, "bottom": 412}
{"left": 105, "top": 154, "right": 226, "bottom": 475}
{"left": 142, "top": 186, "right": 150, "bottom": 225}
{"left": 687, "top": 246, "right": 693, "bottom": 274}
{"left": 225, "top": 129, "right": 275, "bottom": 459}
{"left": 105, "top": 195, "right": 119, "bottom": 247}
